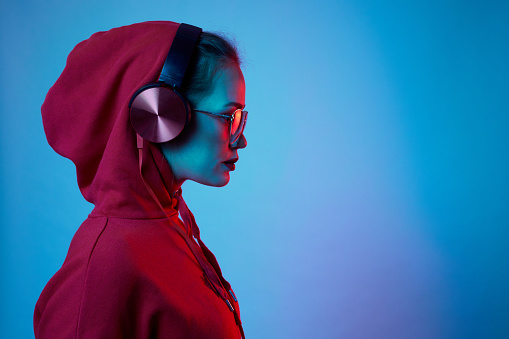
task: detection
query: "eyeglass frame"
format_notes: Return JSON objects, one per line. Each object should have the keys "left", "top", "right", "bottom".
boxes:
{"left": 192, "top": 108, "right": 248, "bottom": 145}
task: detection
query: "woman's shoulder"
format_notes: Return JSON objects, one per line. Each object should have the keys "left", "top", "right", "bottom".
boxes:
{"left": 54, "top": 215, "right": 201, "bottom": 293}
{"left": 35, "top": 215, "right": 239, "bottom": 339}
{"left": 35, "top": 216, "right": 205, "bottom": 338}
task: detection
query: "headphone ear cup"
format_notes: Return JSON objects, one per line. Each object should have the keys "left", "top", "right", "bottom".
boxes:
{"left": 130, "top": 86, "right": 190, "bottom": 143}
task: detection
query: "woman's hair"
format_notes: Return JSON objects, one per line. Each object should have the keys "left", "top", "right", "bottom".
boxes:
{"left": 180, "top": 31, "right": 241, "bottom": 106}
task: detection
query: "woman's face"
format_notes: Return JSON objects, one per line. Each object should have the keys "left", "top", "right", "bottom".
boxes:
{"left": 160, "top": 63, "right": 247, "bottom": 187}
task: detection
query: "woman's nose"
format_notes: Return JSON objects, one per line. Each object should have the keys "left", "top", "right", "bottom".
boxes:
{"left": 233, "top": 134, "right": 247, "bottom": 149}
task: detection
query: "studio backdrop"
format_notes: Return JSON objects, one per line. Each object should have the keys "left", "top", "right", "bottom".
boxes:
{"left": 1, "top": 0, "right": 508, "bottom": 338}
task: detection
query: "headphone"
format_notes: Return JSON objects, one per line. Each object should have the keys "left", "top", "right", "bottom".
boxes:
{"left": 129, "top": 23, "right": 202, "bottom": 144}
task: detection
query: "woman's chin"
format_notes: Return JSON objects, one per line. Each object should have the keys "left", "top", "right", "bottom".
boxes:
{"left": 193, "top": 173, "right": 230, "bottom": 187}
{"left": 213, "top": 174, "right": 230, "bottom": 187}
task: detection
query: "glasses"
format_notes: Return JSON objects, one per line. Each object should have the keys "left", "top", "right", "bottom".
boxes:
{"left": 192, "top": 108, "right": 248, "bottom": 145}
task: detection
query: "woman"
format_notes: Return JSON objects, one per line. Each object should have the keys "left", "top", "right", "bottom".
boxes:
{"left": 34, "top": 21, "right": 247, "bottom": 338}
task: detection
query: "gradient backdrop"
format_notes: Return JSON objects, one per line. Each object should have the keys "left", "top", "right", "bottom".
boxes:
{"left": 1, "top": 0, "right": 508, "bottom": 338}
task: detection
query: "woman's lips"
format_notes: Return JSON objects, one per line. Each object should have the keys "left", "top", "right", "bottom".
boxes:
{"left": 223, "top": 162, "right": 235, "bottom": 171}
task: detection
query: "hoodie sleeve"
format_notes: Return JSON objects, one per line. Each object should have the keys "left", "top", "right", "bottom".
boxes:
{"left": 70, "top": 224, "right": 188, "bottom": 339}
{"left": 35, "top": 216, "right": 242, "bottom": 339}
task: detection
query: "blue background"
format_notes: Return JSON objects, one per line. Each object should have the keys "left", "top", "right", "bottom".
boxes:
{"left": 1, "top": 0, "right": 508, "bottom": 338}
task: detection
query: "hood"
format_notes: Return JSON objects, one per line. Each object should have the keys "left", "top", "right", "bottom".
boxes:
{"left": 42, "top": 21, "right": 182, "bottom": 218}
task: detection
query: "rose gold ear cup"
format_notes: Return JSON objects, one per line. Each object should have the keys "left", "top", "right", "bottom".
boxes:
{"left": 130, "top": 87, "right": 189, "bottom": 143}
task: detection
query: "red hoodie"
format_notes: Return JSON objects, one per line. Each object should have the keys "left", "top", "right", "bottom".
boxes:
{"left": 34, "top": 21, "right": 244, "bottom": 339}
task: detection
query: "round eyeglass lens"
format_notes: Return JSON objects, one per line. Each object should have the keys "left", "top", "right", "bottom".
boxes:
{"left": 231, "top": 109, "right": 242, "bottom": 136}
{"left": 230, "top": 110, "right": 247, "bottom": 144}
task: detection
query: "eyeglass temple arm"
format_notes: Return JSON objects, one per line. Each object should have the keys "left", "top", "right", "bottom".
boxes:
{"left": 192, "top": 109, "right": 238, "bottom": 120}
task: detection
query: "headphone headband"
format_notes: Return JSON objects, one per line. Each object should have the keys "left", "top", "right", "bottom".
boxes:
{"left": 129, "top": 23, "right": 202, "bottom": 144}
{"left": 159, "top": 23, "right": 202, "bottom": 88}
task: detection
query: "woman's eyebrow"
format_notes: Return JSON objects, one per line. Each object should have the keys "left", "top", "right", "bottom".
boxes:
{"left": 223, "top": 101, "right": 245, "bottom": 109}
